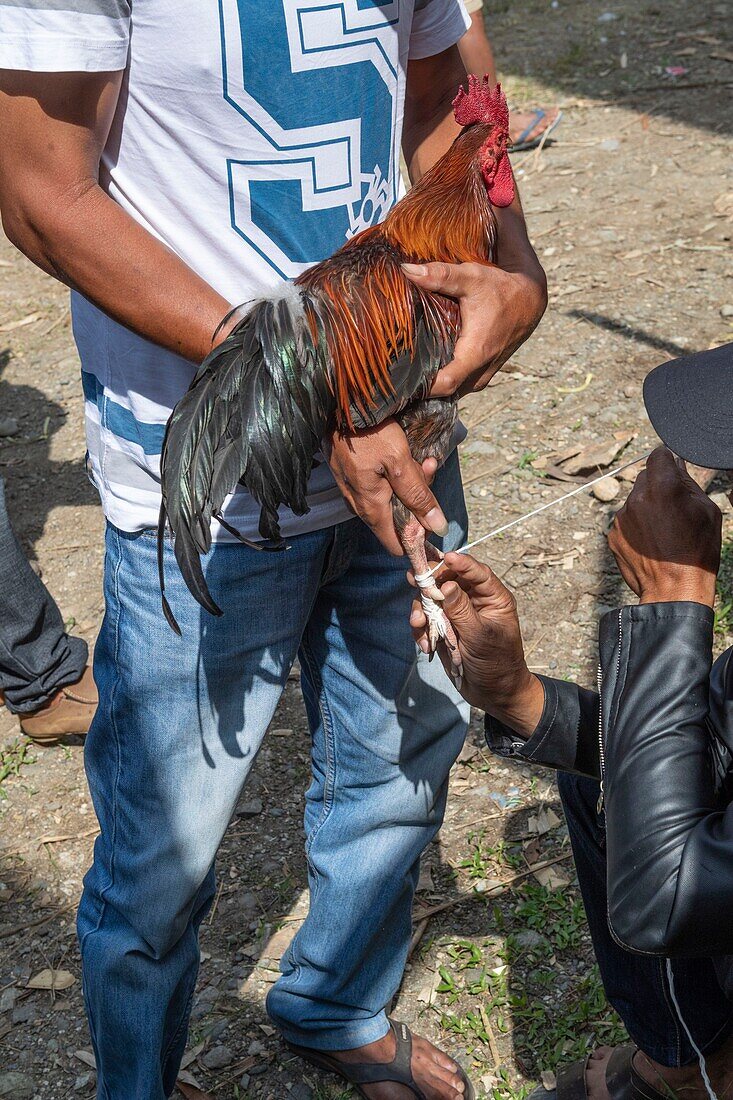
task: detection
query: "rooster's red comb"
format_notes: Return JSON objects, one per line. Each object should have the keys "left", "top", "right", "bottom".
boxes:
{"left": 452, "top": 76, "right": 509, "bottom": 135}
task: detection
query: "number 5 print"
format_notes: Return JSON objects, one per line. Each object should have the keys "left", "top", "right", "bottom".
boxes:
{"left": 218, "top": 0, "right": 404, "bottom": 278}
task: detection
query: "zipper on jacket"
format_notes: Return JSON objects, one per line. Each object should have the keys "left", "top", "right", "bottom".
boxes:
{"left": 597, "top": 610, "right": 623, "bottom": 816}
{"left": 596, "top": 662, "right": 605, "bottom": 815}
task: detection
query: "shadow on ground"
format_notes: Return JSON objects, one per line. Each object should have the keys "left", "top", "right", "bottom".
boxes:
{"left": 493, "top": 0, "right": 731, "bottom": 137}
{"left": 0, "top": 348, "right": 96, "bottom": 557}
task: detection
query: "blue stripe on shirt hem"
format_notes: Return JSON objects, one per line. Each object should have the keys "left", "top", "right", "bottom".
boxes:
{"left": 82, "top": 370, "right": 167, "bottom": 456}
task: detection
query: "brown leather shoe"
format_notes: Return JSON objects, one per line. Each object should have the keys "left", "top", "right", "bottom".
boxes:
{"left": 20, "top": 665, "right": 98, "bottom": 745}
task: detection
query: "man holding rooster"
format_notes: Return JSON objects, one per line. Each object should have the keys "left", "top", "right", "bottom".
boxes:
{"left": 0, "top": 2, "right": 546, "bottom": 1096}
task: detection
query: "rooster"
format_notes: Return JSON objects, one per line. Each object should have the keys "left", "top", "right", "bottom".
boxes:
{"left": 159, "top": 76, "right": 514, "bottom": 680}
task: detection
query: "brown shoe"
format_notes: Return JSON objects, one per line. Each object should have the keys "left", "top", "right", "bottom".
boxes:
{"left": 20, "top": 665, "right": 98, "bottom": 745}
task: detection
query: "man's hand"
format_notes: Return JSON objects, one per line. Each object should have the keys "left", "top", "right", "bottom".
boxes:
{"left": 326, "top": 419, "right": 447, "bottom": 556}
{"left": 410, "top": 553, "right": 545, "bottom": 735}
{"left": 608, "top": 446, "right": 722, "bottom": 607}
{"left": 402, "top": 258, "right": 547, "bottom": 397}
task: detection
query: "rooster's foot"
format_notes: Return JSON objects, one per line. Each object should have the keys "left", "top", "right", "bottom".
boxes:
{"left": 419, "top": 591, "right": 463, "bottom": 691}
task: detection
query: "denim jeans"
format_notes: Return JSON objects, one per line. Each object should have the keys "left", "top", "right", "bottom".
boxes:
{"left": 0, "top": 476, "right": 87, "bottom": 713}
{"left": 558, "top": 772, "right": 733, "bottom": 1067}
{"left": 77, "top": 453, "right": 470, "bottom": 1100}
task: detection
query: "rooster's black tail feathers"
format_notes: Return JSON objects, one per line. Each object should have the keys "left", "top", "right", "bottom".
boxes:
{"left": 159, "top": 289, "right": 334, "bottom": 623}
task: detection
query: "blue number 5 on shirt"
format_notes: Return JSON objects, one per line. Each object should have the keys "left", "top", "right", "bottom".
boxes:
{"left": 219, "top": 0, "right": 402, "bottom": 278}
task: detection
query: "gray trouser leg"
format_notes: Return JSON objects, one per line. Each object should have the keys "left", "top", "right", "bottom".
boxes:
{"left": 0, "top": 477, "right": 87, "bottom": 714}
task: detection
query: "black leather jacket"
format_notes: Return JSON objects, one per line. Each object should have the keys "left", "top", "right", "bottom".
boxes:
{"left": 486, "top": 601, "right": 733, "bottom": 990}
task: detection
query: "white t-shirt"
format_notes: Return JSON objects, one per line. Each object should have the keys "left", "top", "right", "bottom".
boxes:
{"left": 0, "top": 0, "right": 470, "bottom": 538}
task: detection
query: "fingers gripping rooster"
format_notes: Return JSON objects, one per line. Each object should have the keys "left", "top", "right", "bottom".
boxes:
{"left": 159, "top": 77, "right": 515, "bottom": 684}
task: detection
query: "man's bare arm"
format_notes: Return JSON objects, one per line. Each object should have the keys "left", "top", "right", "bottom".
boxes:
{"left": 0, "top": 70, "right": 230, "bottom": 363}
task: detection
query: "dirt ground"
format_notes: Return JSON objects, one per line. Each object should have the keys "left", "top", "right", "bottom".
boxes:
{"left": 0, "top": 1, "right": 731, "bottom": 1097}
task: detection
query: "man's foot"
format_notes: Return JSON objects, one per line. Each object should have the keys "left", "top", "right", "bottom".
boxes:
{"left": 19, "top": 665, "right": 98, "bottom": 745}
{"left": 333, "top": 1026, "right": 467, "bottom": 1098}
{"left": 287, "top": 1020, "right": 473, "bottom": 1099}
{"left": 509, "top": 107, "right": 562, "bottom": 151}
{"left": 581, "top": 1035, "right": 733, "bottom": 1100}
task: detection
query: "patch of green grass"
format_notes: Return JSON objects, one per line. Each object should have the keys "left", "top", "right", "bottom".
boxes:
{"left": 0, "top": 739, "right": 36, "bottom": 799}
{"left": 715, "top": 539, "right": 733, "bottom": 637}
{"left": 517, "top": 451, "right": 538, "bottom": 470}
{"left": 510, "top": 968, "right": 626, "bottom": 1069}
{"left": 510, "top": 885, "right": 587, "bottom": 953}
{"left": 433, "top": 881, "right": 626, "bottom": 1093}
{"left": 460, "top": 835, "right": 524, "bottom": 880}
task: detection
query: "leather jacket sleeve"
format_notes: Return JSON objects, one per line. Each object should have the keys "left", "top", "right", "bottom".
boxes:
{"left": 485, "top": 675, "right": 601, "bottom": 778}
{"left": 486, "top": 600, "right": 733, "bottom": 958}
{"left": 599, "top": 601, "right": 733, "bottom": 958}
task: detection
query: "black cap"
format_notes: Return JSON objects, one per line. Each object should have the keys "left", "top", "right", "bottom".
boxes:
{"left": 643, "top": 342, "right": 733, "bottom": 469}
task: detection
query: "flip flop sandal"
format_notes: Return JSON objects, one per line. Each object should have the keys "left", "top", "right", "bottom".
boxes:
{"left": 285, "top": 1017, "right": 476, "bottom": 1099}
{"left": 528, "top": 1045, "right": 676, "bottom": 1100}
{"left": 509, "top": 108, "right": 563, "bottom": 153}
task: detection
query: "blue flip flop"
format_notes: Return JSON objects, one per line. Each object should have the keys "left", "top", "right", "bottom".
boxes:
{"left": 509, "top": 107, "right": 563, "bottom": 153}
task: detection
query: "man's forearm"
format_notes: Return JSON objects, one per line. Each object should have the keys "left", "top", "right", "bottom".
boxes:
{"left": 6, "top": 181, "right": 230, "bottom": 364}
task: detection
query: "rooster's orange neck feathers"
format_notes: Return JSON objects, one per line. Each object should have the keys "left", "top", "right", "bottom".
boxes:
{"left": 296, "top": 77, "right": 512, "bottom": 430}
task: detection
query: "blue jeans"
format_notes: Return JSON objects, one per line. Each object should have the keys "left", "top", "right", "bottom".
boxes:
{"left": 78, "top": 454, "right": 469, "bottom": 1100}
{"left": 558, "top": 772, "right": 733, "bottom": 1067}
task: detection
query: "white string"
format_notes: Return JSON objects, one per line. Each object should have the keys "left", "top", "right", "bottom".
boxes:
{"left": 665, "top": 958, "right": 719, "bottom": 1100}
{"left": 422, "top": 451, "right": 650, "bottom": 581}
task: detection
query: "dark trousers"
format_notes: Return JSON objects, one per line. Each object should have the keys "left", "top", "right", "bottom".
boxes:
{"left": 558, "top": 771, "right": 733, "bottom": 1066}
{"left": 0, "top": 477, "right": 87, "bottom": 714}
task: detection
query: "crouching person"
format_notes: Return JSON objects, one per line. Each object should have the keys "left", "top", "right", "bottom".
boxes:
{"left": 411, "top": 347, "right": 733, "bottom": 1100}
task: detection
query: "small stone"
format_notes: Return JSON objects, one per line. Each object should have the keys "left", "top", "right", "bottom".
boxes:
{"left": 514, "top": 930, "right": 548, "bottom": 950}
{"left": 289, "top": 1084, "right": 315, "bottom": 1100}
{"left": 0, "top": 417, "right": 19, "bottom": 438}
{"left": 74, "top": 1072, "right": 96, "bottom": 1091}
{"left": 239, "top": 1074, "right": 251, "bottom": 1090}
{"left": 0, "top": 988, "right": 17, "bottom": 1013}
{"left": 201, "top": 1044, "right": 234, "bottom": 1069}
{"left": 247, "top": 1039, "right": 266, "bottom": 1056}
{"left": 11, "top": 1003, "right": 36, "bottom": 1025}
{"left": 463, "top": 440, "right": 498, "bottom": 457}
{"left": 0, "top": 1072, "right": 35, "bottom": 1099}
{"left": 197, "top": 985, "right": 220, "bottom": 1003}
{"left": 721, "top": 304, "right": 733, "bottom": 319}
{"left": 592, "top": 476, "right": 620, "bottom": 502}
{"left": 236, "top": 799, "right": 263, "bottom": 818}
{"left": 208, "top": 1018, "right": 229, "bottom": 1041}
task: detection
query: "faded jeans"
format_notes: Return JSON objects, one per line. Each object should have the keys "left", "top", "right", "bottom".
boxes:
{"left": 77, "top": 452, "right": 470, "bottom": 1099}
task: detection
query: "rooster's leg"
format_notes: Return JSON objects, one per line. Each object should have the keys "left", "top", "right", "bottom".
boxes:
{"left": 397, "top": 511, "right": 463, "bottom": 688}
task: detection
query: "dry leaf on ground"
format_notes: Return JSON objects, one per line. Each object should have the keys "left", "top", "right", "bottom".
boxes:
{"left": 27, "top": 968, "right": 76, "bottom": 992}
{"left": 561, "top": 433, "right": 634, "bottom": 476}
{"left": 532, "top": 865, "right": 570, "bottom": 890}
